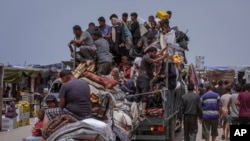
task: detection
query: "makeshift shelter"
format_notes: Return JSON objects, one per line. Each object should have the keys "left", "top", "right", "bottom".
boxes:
{"left": 4, "top": 67, "right": 41, "bottom": 84}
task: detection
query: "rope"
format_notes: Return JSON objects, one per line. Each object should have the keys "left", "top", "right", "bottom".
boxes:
{"left": 132, "top": 88, "right": 168, "bottom": 97}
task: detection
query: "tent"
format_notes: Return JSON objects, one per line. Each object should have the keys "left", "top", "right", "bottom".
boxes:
{"left": 4, "top": 67, "right": 41, "bottom": 84}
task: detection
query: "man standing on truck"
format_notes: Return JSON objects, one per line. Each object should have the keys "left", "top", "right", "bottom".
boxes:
{"left": 181, "top": 83, "right": 202, "bottom": 141}
{"left": 42, "top": 70, "right": 92, "bottom": 134}
{"left": 200, "top": 84, "right": 222, "bottom": 141}
{"left": 136, "top": 47, "right": 168, "bottom": 116}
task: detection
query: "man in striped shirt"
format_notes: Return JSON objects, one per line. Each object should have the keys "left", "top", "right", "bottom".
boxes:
{"left": 200, "top": 84, "right": 222, "bottom": 141}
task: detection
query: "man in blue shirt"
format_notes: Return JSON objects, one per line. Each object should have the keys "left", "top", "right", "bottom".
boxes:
{"left": 200, "top": 84, "right": 222, "bottom": 141}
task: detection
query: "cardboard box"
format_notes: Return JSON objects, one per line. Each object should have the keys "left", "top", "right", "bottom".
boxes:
{"left": 23, "top": 112, "right": 30, "bottom": 119}
{"left": 16, "top": 113, "right": 25, "bottom": 121}
{"left": 1, "top": 117, "right": 18, "bottom": 130}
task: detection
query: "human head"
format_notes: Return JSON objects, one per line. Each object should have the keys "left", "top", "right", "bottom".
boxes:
{"left": 224, "top": 80, "right": 229, "bottom": 85}
{"left": 37, "top": 109, "right": 45, "bottom": 121}
{"left": 59, "top": 69, "right": 74, "bottom": 83}
{"left": 88, "top": 22, "right": 95, "bottom": 29}
{"left": 111, "top": 18, "right": 119, "bottom": 26}
{"left": 147, "top": 32, "right": 155, "bottom": 44}
{"left": 146, "top": 47, "right": 157, "bottom": 58}
{"left": 130, "top": 12, "right": 138, "bottom": 21}
{"left": 111, "top": 68, "right": 119, "bottom": 77}
{"left": 225, "top": 86, "right": 231, "bottom": 93}
{"left": 235, "top": 84, "right": 242, "bottom": 92}
{"left": 121, "top": 56, "right": 128, "bottom": 63}
{"left": 110, "top": 14, "right": 118, "bottom": 20}
{"left": 45, "top": 94, "right": 58, "bottom": 108}
{"left": 98, "top": 16, "right": 106, "bottom": 27}
{"left": 92, "top": 27, "right": 102, "bottom": 40}
{"left": 122, "top": 12, "right": 128, "bottom": 22}
{"left": 136, "top": 39, "right": 143, "bottom": 48}
{"left": 188, "top": 83, "right": 195, "bottom": 92}
{"left": 73, "top": 25, "right": 82, "bottom": 37}
{"left": 218, "top": 80, "right": 223, "bottom": 86}
{"left": 166, "top": 11, "right": 172, "bottom": 19}
{"left": 205, "top": 84, "right": 213, "bottom": 91}
{"left": 148, "top": 15, "right": 154, "bottom": 23}
{"left": 151, "top": 20, "right": 157, "bottom": 29}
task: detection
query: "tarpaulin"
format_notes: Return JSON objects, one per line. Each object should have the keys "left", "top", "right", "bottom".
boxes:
{"left": 4, "top": 67, "right": 40, "bottom": 84}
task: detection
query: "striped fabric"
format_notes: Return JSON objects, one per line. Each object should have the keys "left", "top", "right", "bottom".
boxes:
{"left": 201, "top": 91, "right": 222, "bottom": 120}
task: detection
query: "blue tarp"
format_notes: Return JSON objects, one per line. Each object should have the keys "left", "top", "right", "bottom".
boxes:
{"left": 205, "top": 66, "right": 229, "bottom": 70}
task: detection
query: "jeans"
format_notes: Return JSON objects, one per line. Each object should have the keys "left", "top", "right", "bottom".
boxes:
{"left": 184, "top": 115, "right": 198, "bottom": 141}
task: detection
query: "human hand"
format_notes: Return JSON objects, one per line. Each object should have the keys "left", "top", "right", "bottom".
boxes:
{"left": 119, "top": 43, "right": 125, "bottom": 47}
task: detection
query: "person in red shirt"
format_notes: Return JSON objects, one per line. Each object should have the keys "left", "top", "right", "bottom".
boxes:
{"left": 122, "top": 62, "right": 132, "bottom": 80}
{"left": 237, "top": 83, "right": 250, "bottom": 125}
{"left": 23, "top": 109, "right": 45, "bottom": 141}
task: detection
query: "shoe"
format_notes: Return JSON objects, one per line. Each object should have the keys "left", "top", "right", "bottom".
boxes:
{"left": 221, "top": 135, "right": 225, "bottom": 140}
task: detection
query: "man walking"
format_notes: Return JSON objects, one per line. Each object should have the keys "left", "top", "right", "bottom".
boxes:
{"left": 201, "top": 84, "right": 222, "bottom": 141}
{"left": 237, "top": 83, "right": 250, "bottom": 125}
{"left": 181, "top": 83, "right": 202, "bottom": 141}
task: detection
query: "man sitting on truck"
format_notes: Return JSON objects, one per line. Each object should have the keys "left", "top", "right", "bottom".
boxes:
{"left": 42, "top": 70, "right": 92, "bottom": 134}
{"left": 68, "top": 25, "right": 97, "bottom": 63}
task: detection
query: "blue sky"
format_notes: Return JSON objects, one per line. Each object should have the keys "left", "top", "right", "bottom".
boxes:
{"left": 0, "top": 0, "right": 249, "bottom": 66}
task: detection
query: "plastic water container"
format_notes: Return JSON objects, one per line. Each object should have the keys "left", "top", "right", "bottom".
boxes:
{"left": 156, "top": 10, "right": 169, "bottom": 20}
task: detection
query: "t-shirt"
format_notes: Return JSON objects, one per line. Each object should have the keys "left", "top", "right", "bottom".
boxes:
{"left": 201, "top": 91, "right": 222, "bottom": 120}
{"left": 94, "top": 38, "right": 112, "bottom": 63}
{"left": 238, "top": 92, "right": 250, "bottom": 118}
{"left": 221, "top": 93, "right": 231, "bottom": 116}
{"left": 59, "top": 79, "right": 91, "bottom": 118}
{"left": 229, "top": 93, "right": 239, "bottom": 118}
{"left": 32, "top": 120, "right": 43, "bottom": 136}
{"left": 138, "top": 55, "right": 154, "bottom": 79}
{"left": 99, "top": 25, "right": 112, "bottom": 37}
{"left": 75, "top": 32, "right": 94, "bottom": 46}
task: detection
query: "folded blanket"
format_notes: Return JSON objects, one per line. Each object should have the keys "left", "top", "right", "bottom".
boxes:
{"left": 42, "top": 114, "right": 78, "bottom": 140}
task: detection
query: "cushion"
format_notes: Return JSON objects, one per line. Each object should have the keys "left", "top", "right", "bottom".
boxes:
{"left": 84, "top": 71, "right": 105, "bottom": 86}
{"left": 99, "top": 77, "right": 119, "bottom": 89}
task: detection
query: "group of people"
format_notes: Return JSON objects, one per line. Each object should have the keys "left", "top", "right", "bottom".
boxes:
{"left": 181, "top": 79, "right": 250, "bottom": 141}
{"left": 67, "top": 11, "right": 183, "bottom": 115}
{"left": 23, "top": 11, "right": 189, "bottom": 140}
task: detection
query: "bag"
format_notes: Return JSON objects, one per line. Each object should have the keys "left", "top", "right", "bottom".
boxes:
{"left": 156, "top": 10, "right": 169, "bottom": 20}
{"left": 91, "top": 94, "right": 110, "bottom": 120}
{"left": 146, "top": 107, "right": 164, "bottom": 117}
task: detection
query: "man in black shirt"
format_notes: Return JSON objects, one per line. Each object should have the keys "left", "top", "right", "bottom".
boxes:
{"left": 181, "top": 83, "right": 202, "bottom": 141}
{"left": 136, "top": 47, "right": 168, "bottom": 115}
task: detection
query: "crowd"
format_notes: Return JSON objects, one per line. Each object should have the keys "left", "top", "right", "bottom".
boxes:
{"left": 67, "top": 11, "right": 188, "bottom": 115}
{"left": 23, "top": 11, "right": 191, "bottom": 141}
{"left": 181, "top": 79, "right": 250, "bottom": 141}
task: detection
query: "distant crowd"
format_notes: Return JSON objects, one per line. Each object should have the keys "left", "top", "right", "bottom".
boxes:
{"left": 181, "top": 78, "right": 250, "bottom": 141}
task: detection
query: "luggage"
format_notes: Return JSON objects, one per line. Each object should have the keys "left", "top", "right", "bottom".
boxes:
{"left": 156, "top": 10, "right": 169, "bottom": 20}
{"left": 84, "top": 71, "right": 105, "bottom": 87}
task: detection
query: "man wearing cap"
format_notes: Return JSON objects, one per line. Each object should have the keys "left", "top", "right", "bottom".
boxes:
{"left": 136, "top": 47, "right": 168, "bottom": 116}
{"left": 43, "top": 70, "right": 92, "bottom": 131}
{"left": 68, "top": 25, "right": 96, "bottom": 63}
{"left": 44, "top": 95, "right": 58, "bottom": 108}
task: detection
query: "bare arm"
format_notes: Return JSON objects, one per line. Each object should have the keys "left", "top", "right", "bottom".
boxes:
{"left": 152, "top": 53, "right": 168, "bottom": 63}
{"left": 59, "top": 97, "right": 66, "bottom": 108}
